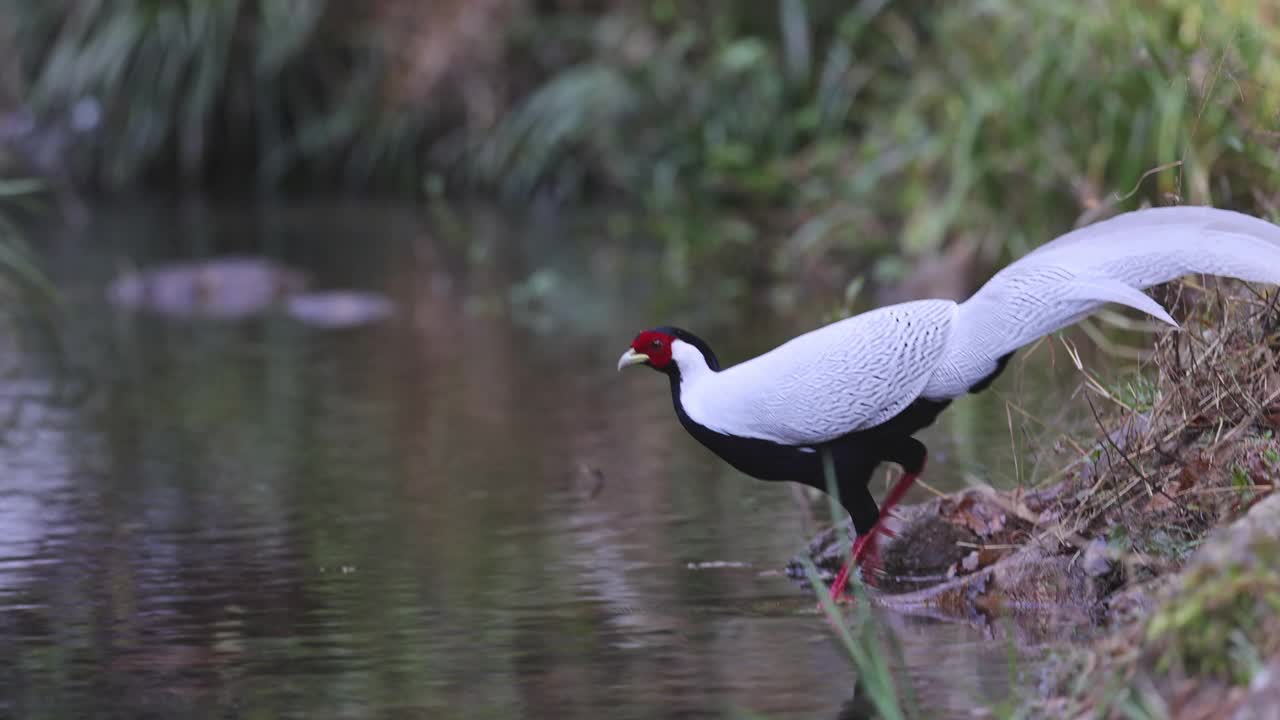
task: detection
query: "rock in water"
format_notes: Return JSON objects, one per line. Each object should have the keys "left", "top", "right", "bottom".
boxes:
{"left": 108, "top": 257, "right": 308, "bottom": 320}
{"left": 285, "top": 291, "right": 395, "bottom": 329}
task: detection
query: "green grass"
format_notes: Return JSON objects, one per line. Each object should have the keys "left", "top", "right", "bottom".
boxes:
{"left": 799, "top": 556, "right": 911, "bottom": 719}
{"left": 1107, "top": 373, "right": 1162, "bottom": 414}
{"left": 798, "top": 447, "right": 913, "bottom": 719}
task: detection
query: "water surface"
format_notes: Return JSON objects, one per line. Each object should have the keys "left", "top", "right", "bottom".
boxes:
{"left": 0, "top": 200, "right": 1103, "bottom": 718}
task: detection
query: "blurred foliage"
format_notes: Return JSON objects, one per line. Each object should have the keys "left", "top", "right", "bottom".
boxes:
{"left": 3, "top": 0, "right": 1280, "bottom": 294}
{"left": 475, "top": 0, "right": 1280, "bottom": 290}
{"left": 1, "top": 0, "right": 492, "bottom": 189}
{"left": 0, "top": 179, "right": 56, "bottom": 305}
{"left": 0, "top": 176, "right": 67, "bottom": 429}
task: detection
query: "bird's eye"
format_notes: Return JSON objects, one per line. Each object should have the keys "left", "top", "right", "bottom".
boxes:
{"left": 651, "top": 338, "right": 663, "bottom": 349}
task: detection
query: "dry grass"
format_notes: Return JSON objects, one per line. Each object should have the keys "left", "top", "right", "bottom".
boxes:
{"left": 1048, "top": 281, "right": 1280, "bottom": 559}
{"left": 1015, "top": 283, "right": 1280, "bottom": 716}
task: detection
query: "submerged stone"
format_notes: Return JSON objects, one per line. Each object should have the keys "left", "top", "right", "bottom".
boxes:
{"left": 285, "top": 291, "right": 395, "bottom": 329}
{"left": 108, "top": 257, "right": 307, "bottom": 320}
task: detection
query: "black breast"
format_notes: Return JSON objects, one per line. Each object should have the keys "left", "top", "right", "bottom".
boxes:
{"left": 670, "top": 366, "right": 945, "bottom": 481}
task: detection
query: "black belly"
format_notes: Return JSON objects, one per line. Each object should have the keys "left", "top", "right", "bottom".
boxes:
{"left": 672, "top": 397, "right": 950, "bottom": 534}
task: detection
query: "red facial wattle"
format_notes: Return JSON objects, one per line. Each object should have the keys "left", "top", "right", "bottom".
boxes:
{"left": 630, "top": 330, "right": 675, "bottom": 370}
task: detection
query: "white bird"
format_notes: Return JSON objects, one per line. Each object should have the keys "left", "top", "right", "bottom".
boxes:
{"left": 617, "top": 206, "right": 1280, "bottom": 600}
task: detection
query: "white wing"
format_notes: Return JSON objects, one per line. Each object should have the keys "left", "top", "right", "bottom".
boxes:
{"left": 681, "top": 299, "right": 957, "bottom": 445}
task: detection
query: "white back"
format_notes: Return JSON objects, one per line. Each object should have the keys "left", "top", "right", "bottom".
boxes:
{"left": 679, "top": 299, "right": 957, "bottom": 445}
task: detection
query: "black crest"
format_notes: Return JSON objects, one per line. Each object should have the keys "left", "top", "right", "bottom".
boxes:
{"left": 650, "top": 326, "right": 721, "bottom": 371}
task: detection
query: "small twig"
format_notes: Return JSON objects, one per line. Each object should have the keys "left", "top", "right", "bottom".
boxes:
{"left": 1109, "top": 160, "right": 1184, "bottom": 204}
{"left": 912, "top": 477, "right": 948, "bottom": 498}
{"left": 954, "top": 542, "right": 1022, "bottom": 550}
{"left": 1084, "top": 390, "right": 1146, "bottom": 483}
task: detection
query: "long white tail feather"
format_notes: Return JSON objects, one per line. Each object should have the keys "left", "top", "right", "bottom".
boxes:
{"left": 1060, "top": 278, "right": 1180, "bottom": 328}
{"left": 921, "top": 206, "right": 1280, "bottom": 399}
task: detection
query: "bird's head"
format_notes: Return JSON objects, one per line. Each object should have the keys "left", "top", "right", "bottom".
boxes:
{"left": 617, "top": 327, "right": 719, "bottom": 376}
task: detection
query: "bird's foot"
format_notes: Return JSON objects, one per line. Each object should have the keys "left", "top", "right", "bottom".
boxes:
{"left": 851, "top": 527, "right": 886, "bottom": 566}
{"left": 825, "top": 561, "right": 873, "bottom": 606}
{"left": 823, "top": 461, "right": 925, "bottom": 606}
{"left": 827, "top": 562, "right": 855, "bottom": 606}
{"left": 826, "top": 525, "right": 894, "bottom": 604}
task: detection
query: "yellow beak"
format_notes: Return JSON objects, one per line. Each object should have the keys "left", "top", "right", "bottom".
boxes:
{"left": 617, "top": 348, "right": 650, "bottom": 371}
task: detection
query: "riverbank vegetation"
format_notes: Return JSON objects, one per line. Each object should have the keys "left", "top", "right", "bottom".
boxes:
{"left": 2, "top": 1, "right": 1278, "bottom": 296}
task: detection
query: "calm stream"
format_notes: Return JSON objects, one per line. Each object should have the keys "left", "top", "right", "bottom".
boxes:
{"left": 0, "top": 200, "right": 1101, "bottom": 719}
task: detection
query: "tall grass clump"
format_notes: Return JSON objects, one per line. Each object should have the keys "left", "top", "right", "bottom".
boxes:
{"left": 470, "top": 1, "right": 904, "bottom": 275}
{"left": 830, "top": 0, "right": 1280, "bottom": 261}
{"left": 2, "top": 0, "right": 511, "bottom": 190}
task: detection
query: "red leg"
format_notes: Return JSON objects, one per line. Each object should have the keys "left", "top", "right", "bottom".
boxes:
{"left": 828, "top": 465, "right": 924, "bottom": 603}
{"left": 828, "top": 555, "right": 854, "bottom": 604}
{"left": 876, "top": 461, "right": 924, "bottom": 521}
{"left": 828, "top": 524, "right": 893, "bottom": 602}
